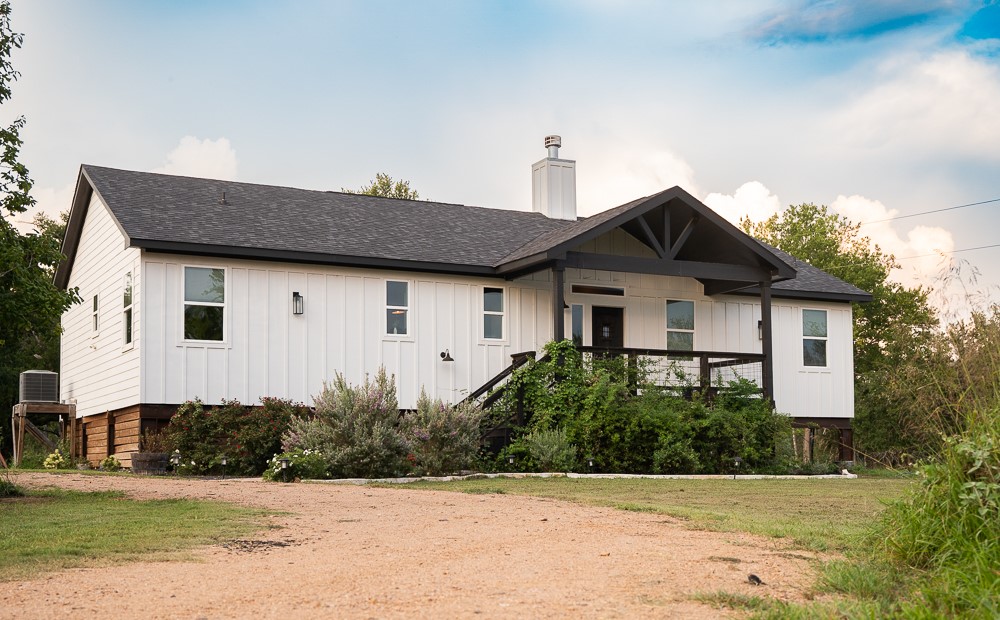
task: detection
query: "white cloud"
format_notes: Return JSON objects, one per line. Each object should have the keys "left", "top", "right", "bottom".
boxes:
{"left": 152, "top": 136, "right": 238, "bottom": 180}
{"left": 5, "top": 183, "right": 76, "bottom": 234}
{"left": 832, "top": 50, "right": 1000, "bottom": 162}
{"left": 577, "top": 145, "right": 700, "bottom": 216}
{"left": 831, "top": 194, "right": 954, "bottom": 289}
{"left": 703, "top": 181, "right": 782, "bottom": 227}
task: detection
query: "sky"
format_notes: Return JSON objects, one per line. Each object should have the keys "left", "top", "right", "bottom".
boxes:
{"left": 4, "top": 0, "right": 1000, "bottom": 318}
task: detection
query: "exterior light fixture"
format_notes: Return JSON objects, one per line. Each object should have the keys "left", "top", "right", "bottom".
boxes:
{"left": 440, "top": 349, "right": 454, "bottom": 362}
{"left": 757, "top": 319, "right": 763, "bottom": 341}
{"left": 734, "top": 456, "right": 742, "bottom": 480}
{"left": 292, "top": 292, "right": 304, "bottom": 315}
{"left": 279, "top": 457, "right": 290, "bottom": 482}
{"left": 170, "top": 450, "right": 181, "bottom": 475}
{"left": 508, "top": 455, "right": 515, "bottom": 468}
{"left": 220, "top": 455, "right": 227, "bottom": 480}
{"left": 587, "top": 456, "right": 595, "bottom": 469}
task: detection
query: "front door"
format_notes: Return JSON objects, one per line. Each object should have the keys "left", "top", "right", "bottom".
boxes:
{"left": 591, "top": 306, "right": 624, "bottom": 350}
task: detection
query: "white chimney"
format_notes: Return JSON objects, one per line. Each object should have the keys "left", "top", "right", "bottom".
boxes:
{"left": 532, "top": 135, "right": 577, "bottom": 221}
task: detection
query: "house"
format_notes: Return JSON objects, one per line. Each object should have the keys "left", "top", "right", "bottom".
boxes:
{"left": 55, "top": 136, "right": 870, "bottom": 466}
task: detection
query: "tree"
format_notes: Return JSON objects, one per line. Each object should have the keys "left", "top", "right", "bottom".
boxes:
{"left": 0, "top": 2, "right": 80, "bottom": 457}
{"left": 743, "top": 203, "right": 938, "bottom": 461}
{"left": 345, "top": 172, "right": 420, "bottom": 200}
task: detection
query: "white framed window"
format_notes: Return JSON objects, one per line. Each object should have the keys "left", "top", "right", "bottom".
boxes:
{"left": 91, "top": 294, "right": 99, "bottom": 336}
{"left": 571, "top": 304, "right": 584, "bottom": 346}
{"left": 183, "top": 266, "right": 225, "bottom": 342}
{"left": 666, "top": 300, "right": 694, "bottom": 351}
{"left": 386, "top": 280, "right": 409, "bottom": 336}
{"left": 802, "top": 309, "right": 828, "bottom": 367}
{"left": 122, "top": 272, "right": 134, "bottom": 347}
{"left": 483, "top": 287, "right": 504, "bottom": 340}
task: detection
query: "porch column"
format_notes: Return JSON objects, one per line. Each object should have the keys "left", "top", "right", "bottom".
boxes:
{"left": 760, "top": 280, "right": 774, "bottom": 403}
{"left": 552, "top": 265, "right": 565, "bottom": 341}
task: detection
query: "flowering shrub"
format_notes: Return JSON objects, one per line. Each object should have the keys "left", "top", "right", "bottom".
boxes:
{"left": 401, "top": 390, "right": 484, "bottom": 475}
{"left": 167, "top": 397, "right": 305, "bottom": 476}
{"left": 284, "top": 368, "right": 409, "bottom": 478}
{"left": 262, "top": 448, "right": 329, "bottom": 482}
{"left": 523, "top": 427, "right": 577, "bottom": 472}
{"left": 42, "top": 448, "right": 68, "bottom": 470}
{"left": 99, "top": 456, "right": 122, "bottom": 472}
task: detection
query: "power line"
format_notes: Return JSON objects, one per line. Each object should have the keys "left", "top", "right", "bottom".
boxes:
{"left": 893, "top": 242, "right": 1000, "bottom": 262}
{"left": 861, "top": 197, "right": 1000, "bottom": 225}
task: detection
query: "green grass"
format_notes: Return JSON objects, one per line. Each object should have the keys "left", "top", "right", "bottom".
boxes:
{"left": 0, "top": 489, "right": 265, "bottom": 581}
{"left": 407, "top": 477, "right": 911, "bottom": 552}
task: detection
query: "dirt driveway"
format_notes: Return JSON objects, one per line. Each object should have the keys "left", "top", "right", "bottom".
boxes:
{"left": 3, "top": 473, "right": 823, "bottom": 619}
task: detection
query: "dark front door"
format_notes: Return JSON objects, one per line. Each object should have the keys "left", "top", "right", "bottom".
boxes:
{"left": 592, "top": 306, "right": 624, "bottom": 350}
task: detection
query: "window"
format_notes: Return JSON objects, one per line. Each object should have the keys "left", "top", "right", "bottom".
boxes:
{"left": 123, "top": 272, "right": 133, "bottom": 345}
{"left": 386, "top": 281, "right": 408, "bottom": 335}
{"left": 666, "top": 300, "right": 694, "bottom": 351}
{"left": 803, "top": 309, "right": 828, "bottom": 367}
{"left": 483, "top": 287, "right": 504, "bottom": 340}
{"left": 571, "top": 304, "right": 584, "bottom": 346}
{"left": 91, "top": 294, "right": 99, "bottom": 334}
{"left": 184, "top": 267, "right": 225, "bottom": 341}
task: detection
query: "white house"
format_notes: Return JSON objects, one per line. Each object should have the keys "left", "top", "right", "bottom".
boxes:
{"left": 56, "top": 137, "right": 869, "bottom": 464}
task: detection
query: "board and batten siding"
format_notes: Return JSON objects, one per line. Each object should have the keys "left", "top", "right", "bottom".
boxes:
{"left": 140, "top": 254, "right": 555, "bottom": 410}
{"left": 60, "top": 195, "right": 141, "bottom": 418}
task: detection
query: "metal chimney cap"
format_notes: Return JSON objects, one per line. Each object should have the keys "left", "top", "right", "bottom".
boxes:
{"left": 544, "top": 135, "right": 562, "bottom": 148}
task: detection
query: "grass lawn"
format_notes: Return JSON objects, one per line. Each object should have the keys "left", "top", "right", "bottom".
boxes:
{"left": 407, "top": 477, "right": 913, "bottom": 552}
{"left": 0, "top": 488, "right": 265, "bottom": 581}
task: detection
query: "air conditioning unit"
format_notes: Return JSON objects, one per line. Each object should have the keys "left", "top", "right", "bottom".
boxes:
{"left": 19, "top": 370, "right": 59, "bottom": 403}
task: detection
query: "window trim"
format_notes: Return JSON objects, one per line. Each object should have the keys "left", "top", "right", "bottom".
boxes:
{"left": 482, "top": 286, "right": 506, "bottom": 341}
{"left": 666, "top": 299, "right": 695, "bottom": 351}
{"left": 385, "top": 279, "right": 412, "bottom": 338}
{"left": 182, "top": 265, "right": 227, "bottom": 344}
{"left": 802, "top": 308, "right": 829, "bottom": 368}
{"left": 122, "top": 272, "right": 134, "bottom": 350}
{"left": 91, "top": 293, "right": 100, "bottom": 338}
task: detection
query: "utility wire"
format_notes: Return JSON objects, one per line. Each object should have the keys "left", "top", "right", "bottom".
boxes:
{"left": 861, "top": 197, "right": 1000, "bottom": 225}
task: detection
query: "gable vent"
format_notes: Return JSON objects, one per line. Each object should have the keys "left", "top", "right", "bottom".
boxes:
{"left": 19, "top": 370, "right": 59, "bottom": 403}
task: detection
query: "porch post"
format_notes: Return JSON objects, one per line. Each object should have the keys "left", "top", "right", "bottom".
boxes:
{"left": 760, "top": 280, "right": 774, "bottom": 403}
{"left": 552, "top": 265, "right": 565, "bottom": 341}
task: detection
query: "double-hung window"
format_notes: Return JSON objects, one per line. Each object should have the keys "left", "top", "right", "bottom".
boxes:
{"left": 184, "top": 267, "right": 225, "bottom": 341}
{"left": 483, "top": 287, "right": 504, "bottom": 340}
{"left": 802, "top": 309, "right": 828, "bottom": 367}
{"left": 123, "top": 272, "right": 133, "bottom": 346}
{"left": 386, "top": 281, "right": 409, "bottom": 335}
{"left": 666, "top": 300, "right": 694, "bottom": 351}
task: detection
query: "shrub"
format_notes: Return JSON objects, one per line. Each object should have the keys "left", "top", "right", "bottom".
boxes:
{"left": 524, "top": 427, "right": 577, "bottom": 472}
{"left": 98, "top": 456, "right": 122, "bottom": 472}
{"left": 166, "top": 397, "right": 303, "bottom": 476}
{"left": 262, "top": 448, "right": 329, "bottom": 482}
{"left": 284, "top": 368, "right": 408, "bottom": 478}
{"left": 139, "top": 428, "right": 170, "bottom": 453}
{"left": 401, "top": 390, "right": 484, "bottom": 476}
{"left": 42, "top": 448, "right": 68, "bottom": 470}
{"left": 0, "top": 469, "right": 21, "bottom": 497}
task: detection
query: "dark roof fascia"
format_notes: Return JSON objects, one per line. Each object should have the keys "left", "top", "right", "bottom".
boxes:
{"left": 730, "top": 287, "right": 873, "bottom": 303}
{"left": 54, "top": 167, "right": 122, "bottom": 289}
{"left": 496, "top": 187, "right": 796, "bottom": 280}
{"left": 135, "top": 239, "right": 501, "bottom": 277}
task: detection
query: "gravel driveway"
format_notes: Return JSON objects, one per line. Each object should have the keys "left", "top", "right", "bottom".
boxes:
{"left": 2, "top": 473, "right": 823, "bottom": 619}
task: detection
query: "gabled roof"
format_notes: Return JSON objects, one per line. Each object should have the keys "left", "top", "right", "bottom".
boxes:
{"left": 55, "top": 165, "right": 870, "bottom": 302}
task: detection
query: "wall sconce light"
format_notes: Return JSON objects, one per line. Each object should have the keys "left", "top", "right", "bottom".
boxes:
{"left": 292, "top": 292, "right": 304, "bottom": 315}
{"left": 757, "top": 319, "right": 763, "bottom": 341}
{"left": 440, "top": 349, "right": 454, "bottom": 362}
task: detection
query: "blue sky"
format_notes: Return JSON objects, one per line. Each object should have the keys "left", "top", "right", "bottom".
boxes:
{"left": 4, "top": 0, "right": 999, "bottom": 314}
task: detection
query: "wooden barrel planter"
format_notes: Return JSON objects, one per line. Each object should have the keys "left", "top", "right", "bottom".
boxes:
{"left": 131, "top": 452, "right": 169, "bottom": 475}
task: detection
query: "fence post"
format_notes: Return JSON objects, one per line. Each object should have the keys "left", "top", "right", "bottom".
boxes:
{"left": 699, "top": 354, "right": 710, "bottom": 395}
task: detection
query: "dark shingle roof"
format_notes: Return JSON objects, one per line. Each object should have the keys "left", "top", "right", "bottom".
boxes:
{"left": 57, "top": 165, "right": 870, "bottom": 302}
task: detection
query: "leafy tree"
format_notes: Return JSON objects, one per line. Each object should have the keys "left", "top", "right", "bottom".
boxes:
{"left": 0, "top": 2, "right": 80, "bottom": 457}
{"left": 345, "top": 172, "right": 419, "bottom": 200}
{"left": 742, "top": 203, "right": 938, "bottom": 460}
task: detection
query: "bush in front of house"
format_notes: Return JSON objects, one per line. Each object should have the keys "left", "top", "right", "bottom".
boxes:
{"left": 283, "top": 368, "right": 409, "bottom": 479}
{"left": 400, "top": 390, "right": 484, "bottom": 476}
{"left": 166, "top": 397, "right": 304, "bottom": 476}
{"left": 523, "top": 427, "right": 577, "bottom": 472}
{"left": 262, "top": 448, "right": 329, "bottom": 482}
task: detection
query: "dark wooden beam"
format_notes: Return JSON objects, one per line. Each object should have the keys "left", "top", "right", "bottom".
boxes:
{"left": 563, "top": 251, "right": 772, "bottom": 281}
{"left": 668, "top": 215, "right": 699, "bottom": 259}
{"left": 703, "top": 280, "right": 759, "bottom": 296}
{"left": 760, "top": 280, "right": 774, "bottom": 402}
{"left": 636, "top": 214, "right": 665, "bottom": 258}
{"left": 552, "top": 266, "right": 565, "bottom": 341}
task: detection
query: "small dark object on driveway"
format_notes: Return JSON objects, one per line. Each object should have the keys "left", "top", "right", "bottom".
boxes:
{"left": 748, "top": 574, "right": 764, "bottom": 586}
